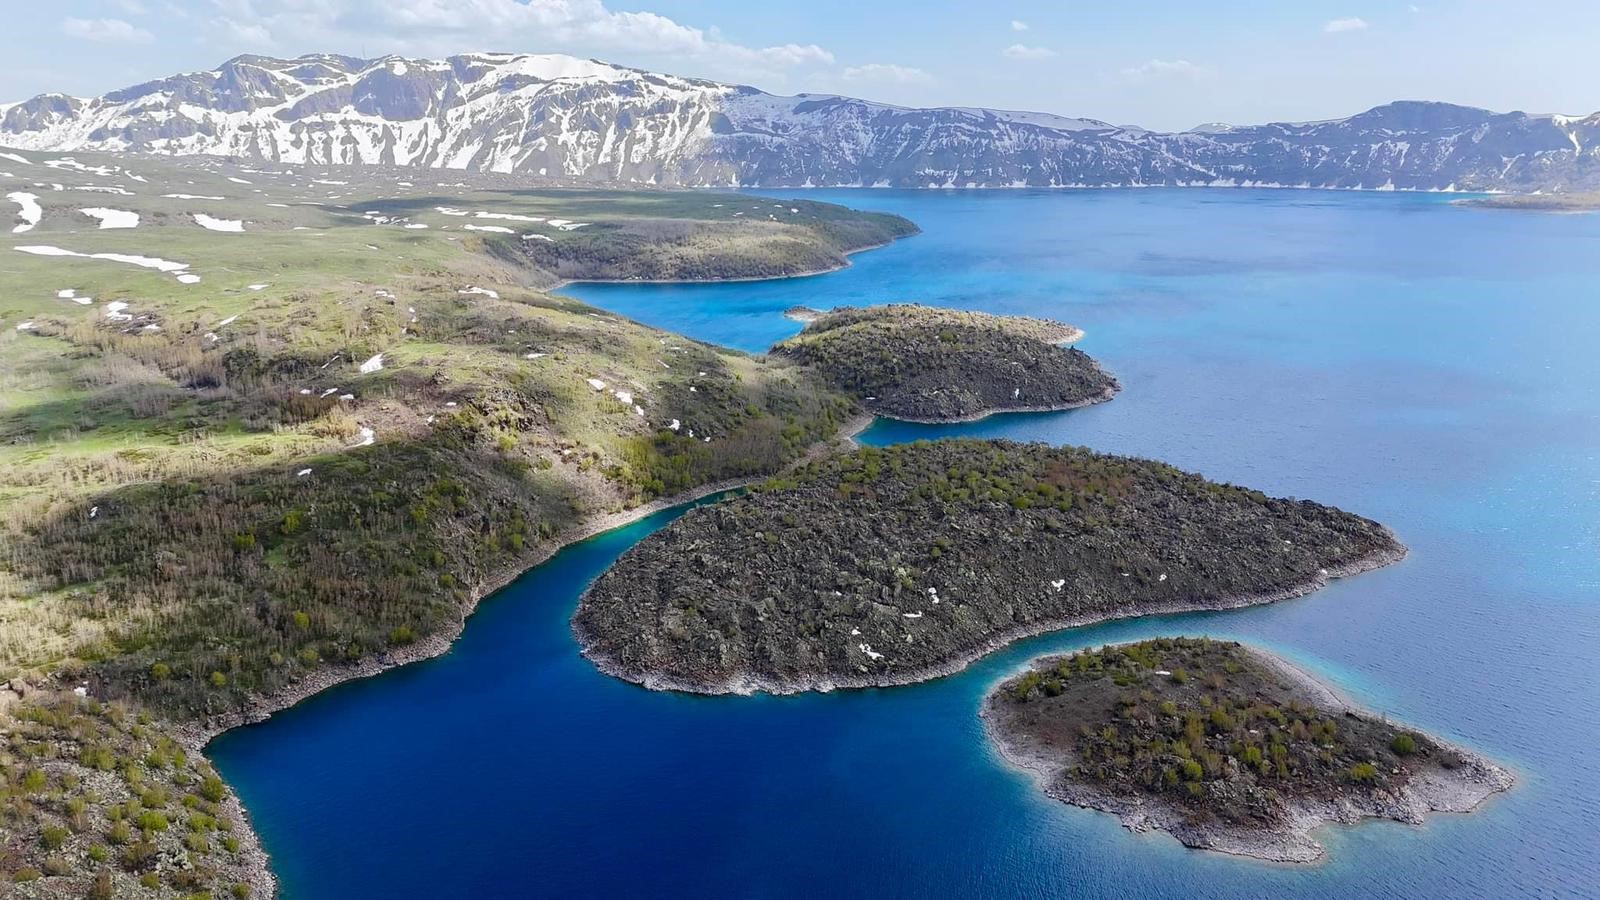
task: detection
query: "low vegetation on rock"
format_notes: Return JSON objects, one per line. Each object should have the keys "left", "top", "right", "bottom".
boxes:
{"left": 0, "top": 696, "right": 264, "bottom": 898}
{"left": 771, "top": 304, "right": 1117, "bottom": 421}
{"left": 575, "top": 440, "right": 1404, "bottom": 693}
{"left": 984, "top": 638, "right": 1513, "bottom": 861}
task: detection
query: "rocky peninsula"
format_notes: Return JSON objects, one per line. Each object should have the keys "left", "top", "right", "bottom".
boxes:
{"left": 773, "top": 305, "right": 1118, "bottom": 422}
{"left": 1455, "top": 192, "right": 1600, "bottom": 212}
{"left": 983, "top": 638, "right": 1513, "bottom": 862}
{"left": 574, "top": 440, "right": 1405, "bottom": 694}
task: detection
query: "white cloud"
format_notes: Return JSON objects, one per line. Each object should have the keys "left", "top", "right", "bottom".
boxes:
{"left": 113, "top": 0, "right": 150, "bottom": 13}
{"left": 1010, "top": 20, "right": 1029, "bottom": 32}
{"left": 841, "top": 63, "right": 933, "bottom": 85}
{"left": 1119, "top": 59, "right": 1209, "bottom": 83}
{"left": 204, "top": 0, "right": 832, "bottom": 76}
{"left": 1323, "top": 17, "right": 1369, "bottom": 33}
{"left": 1002, "top": 44, "right": 1056, "bottom": 61}
{"left": 61, "top": 17, "right": 154, "bottom": 43}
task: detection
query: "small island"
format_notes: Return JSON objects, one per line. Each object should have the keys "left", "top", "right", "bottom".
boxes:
{"left": 574, "top": 440, "right": 1405, "bottom": 694}
{"left": 983, "top": 638, "right": 1513, "bottom": 862}
{"left": 772, "top": 305, "right": 1118, "bottom": 422}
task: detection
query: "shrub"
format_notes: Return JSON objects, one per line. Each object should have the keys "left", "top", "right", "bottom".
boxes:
{"left": 151, "top": 662, "right": 172, "bottom": 680}
{"left": 137, "top": 810, "right": 170, "bottom": 833}
{"left": 122, "top": 841, "right": 158, "bottom": 871}
{"left": 1391, "top": 733, "right": 1418, "bottom": 756}
{"left": 41, "top": 824, "right": 68, "bottom": 849}
{"left": 200, "top": 775, "right": 227, "bottom": 803}
{"left": 1348, "top": 762, "right": 1380, "bottom": 784}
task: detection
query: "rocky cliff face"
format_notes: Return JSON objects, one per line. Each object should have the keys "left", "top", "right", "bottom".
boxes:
{"left": 5, "top": 52, "right": 1597, "bottom": 191}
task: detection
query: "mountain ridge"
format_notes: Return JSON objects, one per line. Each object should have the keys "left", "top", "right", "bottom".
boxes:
{"left": 4, "top": 52, "right": 1597, "bottom": 191}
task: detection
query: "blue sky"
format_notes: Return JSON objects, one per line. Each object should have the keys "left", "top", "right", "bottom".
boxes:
{"left": 7, "top": 1, "right": 1599, "bottom": 130}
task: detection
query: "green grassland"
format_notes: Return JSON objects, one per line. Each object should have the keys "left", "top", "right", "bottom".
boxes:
{"left": 0, "top": 148, "right": 907, "bottom": 895}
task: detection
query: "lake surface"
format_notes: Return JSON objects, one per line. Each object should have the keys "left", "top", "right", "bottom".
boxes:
{"left": 210, "top": 190, "right": 1600, "bottom": 898}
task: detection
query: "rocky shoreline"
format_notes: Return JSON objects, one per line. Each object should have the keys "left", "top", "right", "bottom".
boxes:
{"left": 872, "top": 374, "right": 1118, "bottom": 424}
{"left": 770, "top": 304, "right": 1118, "bottom": 422}
{"left": 575, "top": 530, "right": 1406, "bottom": 696}
{"left": 980, "top": 641, "right": 1514, "bottom": 864}
{"left": 574, "top": 439, "right": 1407, "bottom": 695}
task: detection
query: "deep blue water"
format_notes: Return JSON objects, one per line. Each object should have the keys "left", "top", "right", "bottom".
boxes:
{"left": 210, "top": 190, "right": 1600, "bottom": 898}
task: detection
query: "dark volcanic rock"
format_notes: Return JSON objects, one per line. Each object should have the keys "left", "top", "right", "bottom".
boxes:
{"left": 574, "top": 440, "right": 1405, "bottom": 693}
{"left": 771, "top": 304, "right": 1118, "bottom": 421}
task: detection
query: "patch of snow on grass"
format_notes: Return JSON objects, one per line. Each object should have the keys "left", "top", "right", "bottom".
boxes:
{"left": 246, "top": 283, "right": 268, "bottom": 291}
{"left": 163, "top": 193, "right": 224, "bottom": 200}
{"left": 8, "top": 192, "right": 41, "bottom": 233}
{"left": 358, "top": 353, "right": 384, "bottom": 374}
{"left": 473, "top": 211, "right": 545, "bottom": 223}
{"left": 458, "top": 286, "right": 499, "bottom": 299}
{"left": 0, "top": 151, "right": 30, "bottom": 165}
{"left": 193, "top": 213, "right": 244, "bottom": 232}
{"left": 80, "top": 208, "right": 140, "bottom": 229}
{"left": 15, "top": 245, "right": 196, "bottom": 282}
{"left": 462, "top": 224, "right": 514, "bottom": 233}
{"left": 351, "top": 427, "right": 375, "bottom": 447}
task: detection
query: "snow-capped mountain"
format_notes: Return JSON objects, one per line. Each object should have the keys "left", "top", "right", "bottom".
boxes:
{"left": 3, "top": 52, "right": 1597, "bottom": 192}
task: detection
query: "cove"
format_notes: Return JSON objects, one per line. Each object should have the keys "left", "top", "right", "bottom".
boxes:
{"left": 210, "top": 189, "right": 1600, "bottom": 898}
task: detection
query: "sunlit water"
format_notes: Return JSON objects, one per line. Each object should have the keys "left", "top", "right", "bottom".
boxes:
{"left": 211, "top": 190, "right": 1600, "bottom": 898}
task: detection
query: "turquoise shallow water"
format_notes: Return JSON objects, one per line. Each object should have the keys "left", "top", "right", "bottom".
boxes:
{"left": 211, "top": 190, "right": 1600, "bottom": 898}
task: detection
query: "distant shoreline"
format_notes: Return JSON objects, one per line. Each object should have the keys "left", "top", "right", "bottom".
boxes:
{"left": 548, "top": 233, "right": 915, "bottom": 292}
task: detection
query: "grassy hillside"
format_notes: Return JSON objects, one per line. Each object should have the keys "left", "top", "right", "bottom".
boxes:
{"left": 0, "top": 149, "right": 900, "bottom": 896}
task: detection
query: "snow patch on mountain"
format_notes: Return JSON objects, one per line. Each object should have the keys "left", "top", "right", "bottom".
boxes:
{"left": 3, "top": 54, "right": 1597, "bottom": 192}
